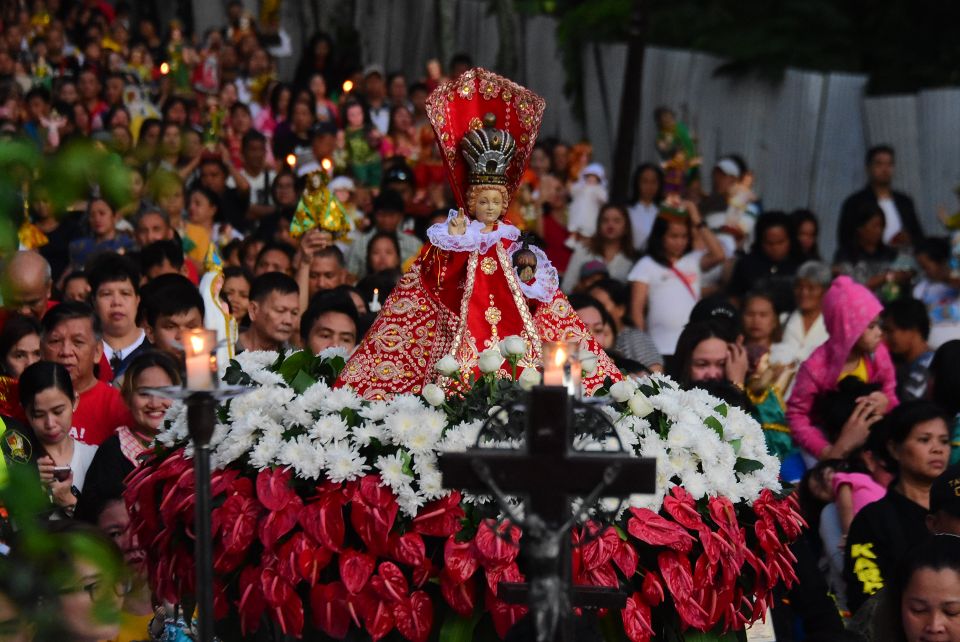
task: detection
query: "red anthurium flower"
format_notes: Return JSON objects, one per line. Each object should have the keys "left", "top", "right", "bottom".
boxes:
{"left": 216, "top": 492, "right": 261, "bottom": 554}
{"left": 440, "top": 570, "right": 476, "bottom": 616}
{"left": 256, "top": 467, "right": 298, "bottom": 511}
{"left": 370, "top": 561, "right": 410, "bottom": 604}
{"left": 394, "top": 590, "right": 433, "bottom": 642}
{"left": 300, "top": 493, "right": 346, "bottom": 552}
{"left": 411, "top": 491, "right": 465, "bottom": 537}
{"left": 340, "top": 549, "right": 377, "bottom": 595}
{"left": 261, "top": 565, "right": 304, "bottom": 637}
{"left": 662, "top": 486, "right": 706, "bottom": 532}
{"left": 577, "top": 524, "right": 619, "bottom": 571}
{"left": 238, "top": 566, "right": 267, "bottom": 637}
{"left": 486, "top": 588, "right": 528, "bottom": 639}
{"left": 259, "top": 495, "right": 303, "bottom": 550}
{"left": 613, "top": 538, "right": 639, "bottom": 578}
{"left": 389, "top": 531, "right": 426, "bottom": 568}
{"left": 474, "top": 519, "right": 521, "bottom": 569}
{"left": 356, "top": 587, "right": 395, "bottom": 640}
{"left": 658, "top": 550, "right": 710, "bottom": 630}
{"left": 622, "top": 591, "right": 654, "bottom": 642}
{"left": 641, "top": 571, "right": 664, "bottom": 606}
{"left": 443, "top": 536, "right": 479, "bottom": 584}
{"left": 484, "top": 560, "right": 523, "bottom": 595}
{"left": 627, "top": 508, "right": 695, "bottom": 552}
{"left": 213, "top": 580, "right": 230, "bottom": 621}
{"left": 310, "top": 581, "right": 351, "bottom": 639}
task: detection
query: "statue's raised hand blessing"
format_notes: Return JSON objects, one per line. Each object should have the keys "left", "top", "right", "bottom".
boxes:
{"left": 447, "top": 208, "right": 469, "bottom": 236}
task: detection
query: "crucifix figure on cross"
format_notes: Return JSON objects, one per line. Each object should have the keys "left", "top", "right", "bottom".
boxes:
{"left": 438, "top": 385, "right": 657, "bottom": 642}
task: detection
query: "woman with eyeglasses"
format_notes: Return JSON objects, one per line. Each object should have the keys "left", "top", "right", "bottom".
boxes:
{"left": 18, "top": 361, "right": 97, "bottom": 519}
{"left": 76, "top": 351, "right": 180, "bottom": 524}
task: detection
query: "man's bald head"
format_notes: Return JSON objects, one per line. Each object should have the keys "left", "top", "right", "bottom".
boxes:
{"left": 3, "top": 251, "right": 52, "bottom": 319}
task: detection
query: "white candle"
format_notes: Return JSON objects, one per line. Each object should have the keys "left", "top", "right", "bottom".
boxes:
{"left": 543, "top": 342, "right": 566, "bottom": 386}
{"left": 369, "top": 288, "right": 382, "bottom": 313}
{"left": 184, "top": 330, "right": 216, "bottom": 390}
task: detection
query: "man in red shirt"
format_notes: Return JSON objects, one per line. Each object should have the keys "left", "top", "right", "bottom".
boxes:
{"left": 39, "top": 302, "right": 132, "bottom": 445}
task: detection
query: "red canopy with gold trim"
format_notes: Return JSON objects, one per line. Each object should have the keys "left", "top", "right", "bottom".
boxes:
{"left": 425, "top": 68, "right": 545, "bottom": 209}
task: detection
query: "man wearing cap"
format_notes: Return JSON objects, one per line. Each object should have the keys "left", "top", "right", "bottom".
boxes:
{"left": 344, "top": 189, "right": 422, "bottom": 280}
{"left": 363, "top": 65, "right": 390, "bottom": 134}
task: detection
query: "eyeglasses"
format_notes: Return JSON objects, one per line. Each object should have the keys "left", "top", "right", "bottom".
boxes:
{"left": 60, "top": 576, "right": 131, "bottom": 600}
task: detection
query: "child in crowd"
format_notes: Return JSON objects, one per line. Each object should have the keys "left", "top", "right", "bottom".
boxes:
{"left": 565, "top": 163, "right": 608, "bottom": 249}
{"left": 787, "top": 276, "right": 899, "bottom": 462}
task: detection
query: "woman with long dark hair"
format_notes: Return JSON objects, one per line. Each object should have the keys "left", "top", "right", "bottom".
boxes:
{"left": 628, "top": 202, "right": 725, "bottom": 357}
{"left": 627, "top": 162, "right": 664, "bottom": 251}
{"left": 561, "top": 203, "right": 637, "bottom": 293}
{"left": 727, "top": 211, "right": 798, "bottom": 313}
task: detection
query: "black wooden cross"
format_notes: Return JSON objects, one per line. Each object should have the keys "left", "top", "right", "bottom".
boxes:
{"left": 438, "top": 385, "right": 657, "bottom": 642}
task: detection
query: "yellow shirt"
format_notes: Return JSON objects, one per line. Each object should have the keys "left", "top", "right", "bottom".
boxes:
{"left": 106, "top": 610, "right": 153, "bottom": 642}
{"left": 841, "top": 357, "right": 869, "bottom": 383}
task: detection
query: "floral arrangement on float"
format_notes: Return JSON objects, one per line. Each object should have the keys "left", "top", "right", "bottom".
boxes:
{"left": 125, "top": 338, "right": 804, "bottom": 642}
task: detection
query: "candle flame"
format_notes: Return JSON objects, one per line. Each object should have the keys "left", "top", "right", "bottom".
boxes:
{"left": 160, "top": 62, "right": 169, "bottom": 75}
{"left": 285, "top": 153, "right": 296, "bottom": 167}
{"left": 553, "top": 347, "right": 566, "bottom": 367}
{"left": 342, "top": 80, "right": 354, "bottom": 93}
{"left": 189, "top": 334, "right": 206, "bottom": 354}
{"left": 372, "top": 288, "right": 379, "bottom": 301}
{"left": 321, "top": 157, "right": 332, "bottom": 171}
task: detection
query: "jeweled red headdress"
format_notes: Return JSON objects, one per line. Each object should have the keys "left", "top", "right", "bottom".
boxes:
{"left": 426, "top": 68, "right": 545, "bottom": 209}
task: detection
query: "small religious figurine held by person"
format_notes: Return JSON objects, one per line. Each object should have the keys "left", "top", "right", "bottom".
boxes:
{"left": 654, "top": 106, "right": 700, "bottom": 196}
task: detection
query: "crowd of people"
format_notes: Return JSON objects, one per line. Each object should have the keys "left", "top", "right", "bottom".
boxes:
{"left": 2, "top": 2, "right": 960, "bottom": 641}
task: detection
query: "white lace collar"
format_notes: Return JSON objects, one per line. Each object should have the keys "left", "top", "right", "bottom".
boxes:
{"left": 427, "top": 209, "right": 521, "bottom": 254}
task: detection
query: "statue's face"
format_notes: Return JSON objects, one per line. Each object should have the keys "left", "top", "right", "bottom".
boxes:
{"left": 471, "top": 188, "right": 504, "bottom": 227}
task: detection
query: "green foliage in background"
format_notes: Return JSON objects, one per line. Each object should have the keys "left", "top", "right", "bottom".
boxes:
{"left": 512, "top": 0, "right": 960, "bottom": 120}
{"left": 0, "top": 139, "right": 132, "bottom": 256}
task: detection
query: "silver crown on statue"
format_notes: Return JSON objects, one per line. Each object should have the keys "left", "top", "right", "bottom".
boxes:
{"left": 460, "top": 113, "right": 516, "bottom": 186}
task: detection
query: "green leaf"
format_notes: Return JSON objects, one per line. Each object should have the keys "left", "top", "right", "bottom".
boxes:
{"left": 614, "top": 524, "right": 628, "bottom": 541}
{"left": 278, "top": 350, "right": 313, "bottom": 384}
{"left": 439, "top": 612, "right": 481, "bottom": 642}
{"left": 704, "top": 415, "right": 724, "bottom": 438}
{"left": 734, "top": 458, "right": 764, "bottom": 475}
{"left": 729, "top": 438, "right": 742, "bottom": 455}
{"left": 714, "top": 403, "right": 728, "bottom": 418}
{"left": 289, "top": 369, "right": 317, "bottom": 395}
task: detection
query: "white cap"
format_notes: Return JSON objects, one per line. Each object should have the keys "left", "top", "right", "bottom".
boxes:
{"left": 715, "top": 158, "right": 741, "bottom": 178}
{"left": 329, "top": 176, "right": 356, "bottom": 192}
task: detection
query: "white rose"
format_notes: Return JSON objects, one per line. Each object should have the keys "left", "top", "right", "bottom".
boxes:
{"left": 421, "top": 383, "right": 445, "bottom": 407}
{"left": 518, "top": 367, "right": 541, "bottom": 391}
{"left": 579, "top": 349, "right": 598, "bottom": 376}
{"left": 499, "top": 335, "right": 528, "bottom": 358}
{"left": 609, "top": 379, "right": 637, "bottom": 403}
{"left": 478, "top": 348, "right": 504, "bottom": 374}
{"left": 435, "top": 355, "right": 460, "bottom": 377}
{"left": 628, "top": 390, "right": 655, "bottom": 417}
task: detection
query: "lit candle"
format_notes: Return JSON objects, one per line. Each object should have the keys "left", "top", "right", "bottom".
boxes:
{"left": 543, "top": 342, "right": 566, "bottom": 386}
{"left": 160, "top": 62, "right": 169, "bottom": 75}
{"left": 343, "top": 80, "right": 354, "bottom": 93}
{"left": 184, "top": 329, "right": 217, "bottom": 390}
{"left": 285, "top": 153, "right": 296, "bottom": 168}
{"left": 369, "top": 288, "right": 382, "bottom": 313}
{"left": 321, "top": 157, "right": 333, "bottom": 172}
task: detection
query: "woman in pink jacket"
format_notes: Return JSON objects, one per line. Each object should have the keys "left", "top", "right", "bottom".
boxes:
{"left": 787, "top": 275, "right": 899, "bottom": 460}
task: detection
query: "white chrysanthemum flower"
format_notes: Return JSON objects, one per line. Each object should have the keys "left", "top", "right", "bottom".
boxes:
{"left": 396, "top": 484, "right": 425, "bottom": 517}
{"left": 310, "top": 415, "right": 349, "bottom": 443}
{"left": 383, "top": 409, "right": 419, "bottom": 446}
{"left": 387, "top": 395, "right": 425, "bottom": 413}
{"left": 317, "top": 346, "right": 350, "bottom": 361}
{"left": 248, "top": 368, "right": 286, "bottom": 387}
{"left": 359, "top": 400, "right": 391, "bottom": 422}
{"left": 376, "top": 452, "right": 412, "bottom": 490}
{"left": 351, "top": 422, "right": 385, "bottom": 447}
{"left": 323, "top": 440, "right": 369, "bottom": 483}
{"left": 278, "top": 435, "right": 324, "bottom": 480}
{"left": 233, "top": 350, "right": 280, "bottom": 374}
{"left": 320, "top": 386, "right": 363, "bottom": 413}
{"left": 683, "top": 472, "right": 709, "bottom": 500}
{"left": 249, "top": 432, "right": 284, "bottom": 469}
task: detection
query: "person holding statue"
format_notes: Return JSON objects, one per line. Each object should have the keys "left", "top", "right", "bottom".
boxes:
{"left": 339, "top": 69, "right": 619, "bottom": 399}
